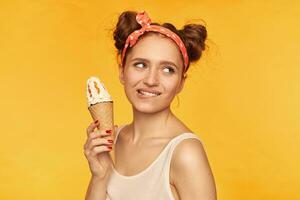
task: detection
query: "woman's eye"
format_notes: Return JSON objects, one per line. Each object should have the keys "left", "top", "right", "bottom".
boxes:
{"left": 134, "top": 62, "right": 145, "bottom": 68}
{"left": 163, "top": 66, "right": 175, "bottom": 74}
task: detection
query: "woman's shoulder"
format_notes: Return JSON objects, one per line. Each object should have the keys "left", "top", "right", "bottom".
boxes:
{"left": 169, "top": 130, "right": 207, "bottom": 184}
{"left": 169, "top": 132, "right": 216, "bottom": 199}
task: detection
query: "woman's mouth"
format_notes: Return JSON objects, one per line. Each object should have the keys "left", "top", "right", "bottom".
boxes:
{"left": 137, "top": 89, "right": 161, "bottom": 97}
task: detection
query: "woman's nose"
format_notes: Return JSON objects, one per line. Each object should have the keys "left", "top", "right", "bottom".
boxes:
{"left": 143, "top": 68, "right": 159, "bottom": 86}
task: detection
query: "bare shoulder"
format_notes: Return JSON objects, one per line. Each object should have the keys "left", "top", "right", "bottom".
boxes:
{"left": 171, "top": 136, "right": 207, "bottom": 173}
{"left": 170, "top": 135, "right": 217, "bottom": 199}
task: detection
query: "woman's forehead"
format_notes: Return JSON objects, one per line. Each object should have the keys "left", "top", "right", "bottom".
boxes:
{"left": 127, "top": 34, "right": 183, "bottom": 65}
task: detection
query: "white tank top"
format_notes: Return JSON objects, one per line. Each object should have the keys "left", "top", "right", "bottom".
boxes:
{"left": 106, "top": 125, "right": 202, "bottom": 200}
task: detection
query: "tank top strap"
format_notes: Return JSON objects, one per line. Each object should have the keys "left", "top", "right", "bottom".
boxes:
{"left": 170, "top": 132, "right": 202, "bottom": 148}
{"left": 113, "top": 124, "right": 126, "bottom": 145}
{"left": 164, "top": 132, "right": 203, "bottom": 171}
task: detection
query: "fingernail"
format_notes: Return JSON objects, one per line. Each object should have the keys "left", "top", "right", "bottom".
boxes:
{"left": 107, "top": 146, "right": 112, "bottom": 150}
{"left": 94, "top": 120, "right": 99, "bottom": 124}
{"left": 107, "top": 139, "right": 113, "bottom": 143}
{"left": 106, "top": 130, "right": 112, "bottom": 133}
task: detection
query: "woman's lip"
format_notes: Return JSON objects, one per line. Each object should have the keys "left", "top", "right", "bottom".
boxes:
{"left": 137, "top": 89, "right": 161, "bottom": 95}
{"left": 136, "top": 90, "right": 161, "bottom": 98}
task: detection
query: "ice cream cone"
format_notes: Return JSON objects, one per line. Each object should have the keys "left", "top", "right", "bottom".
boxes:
{"left": 86, "top": 76, "right": 115, "bottom": 162}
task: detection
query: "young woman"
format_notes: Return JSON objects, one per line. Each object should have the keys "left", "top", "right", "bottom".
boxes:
{"left": 84, "top": 10, "right": 217, "bottom": 200}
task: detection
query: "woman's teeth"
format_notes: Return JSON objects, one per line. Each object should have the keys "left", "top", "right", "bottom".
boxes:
{"left": 138, "top": 90, "right": 160, "bottom": 97}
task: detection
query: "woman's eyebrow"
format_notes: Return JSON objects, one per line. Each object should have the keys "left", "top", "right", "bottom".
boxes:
{"left": 131, "top": 57, "right": 149, "bottom": 62}
{"left": 131, "top": 57, "right": 178, "bottom": 69}
{"left": 160, "top": 61, "right": 178, "bottom": 69}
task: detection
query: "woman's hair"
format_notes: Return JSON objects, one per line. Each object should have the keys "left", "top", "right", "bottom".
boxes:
{"left": 113, "top": 10, "right": 207, "bottom": 73}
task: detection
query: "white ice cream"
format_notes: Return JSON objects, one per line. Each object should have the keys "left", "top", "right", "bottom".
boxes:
{"left": 87, "top": 76, "right": 112, "bottom": 107}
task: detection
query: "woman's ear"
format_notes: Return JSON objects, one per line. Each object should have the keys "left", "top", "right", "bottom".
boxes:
{"left": 119, "top": 66, "right": 125, "bottom": 85}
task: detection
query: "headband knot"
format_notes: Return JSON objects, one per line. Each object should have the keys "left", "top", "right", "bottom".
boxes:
{"left": 136, "top": 11, "right": 151, "bottom": 27}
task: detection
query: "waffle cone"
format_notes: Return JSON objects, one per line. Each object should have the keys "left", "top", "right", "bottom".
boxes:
{"left": 88, "top": 101, "right": 115, "bottom": 161}
{"left": 88, "top": 101, "right": 114, "bottom": 131}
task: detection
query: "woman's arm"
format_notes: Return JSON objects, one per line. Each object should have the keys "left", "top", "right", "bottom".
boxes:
{"left": 171, "top": 139, "right": 217, "bottom": 200}
{"left": 85, "top": 175, "right": 110, "bottom": 200}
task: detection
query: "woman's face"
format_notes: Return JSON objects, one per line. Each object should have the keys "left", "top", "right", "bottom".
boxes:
{"left": 119, "top": 33, "right": 186, "bottom": 114}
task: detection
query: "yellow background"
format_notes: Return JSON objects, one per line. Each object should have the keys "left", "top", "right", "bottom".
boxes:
{"left": 0, "top": 0, "right": 299, "bottom": 199}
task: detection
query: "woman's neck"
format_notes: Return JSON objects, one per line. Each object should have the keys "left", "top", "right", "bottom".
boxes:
{"left": 128, "top": 106, "right": 177, "bottom": 143}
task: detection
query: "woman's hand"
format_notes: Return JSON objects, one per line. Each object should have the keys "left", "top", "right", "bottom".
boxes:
{"left": 83, "top": 120, "right": 117, "bottom": 179}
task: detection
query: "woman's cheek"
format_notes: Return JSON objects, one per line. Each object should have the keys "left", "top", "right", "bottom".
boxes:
{"left": 162, "top": 78, "right": 179, "bottom": 93}
{"left": 125, "top": 69, "right": 143, "bottom": 83}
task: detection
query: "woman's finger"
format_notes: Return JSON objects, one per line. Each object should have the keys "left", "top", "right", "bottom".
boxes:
{"left": 90, "top": 137, "right": 113, "bottom": 148}
{"left": 86, "top": 120, "right": 100, "bottom": 136}
{"left": 89, "top": 129, "right": 112, "bottom": 141}
{"left": 90, "top": 145, "right": 112, "bottom": 156}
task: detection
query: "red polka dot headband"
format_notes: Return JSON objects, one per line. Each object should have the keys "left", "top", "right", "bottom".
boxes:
{"left": 121, "top": 11, "right": 189, "bottom": 72}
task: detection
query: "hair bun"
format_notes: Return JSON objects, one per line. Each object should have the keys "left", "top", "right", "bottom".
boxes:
{"left": 113, "top": 11, "right": 141, "bottom": 52}
{"left": 181, "top": 24, "right": 207, "bottom": 62}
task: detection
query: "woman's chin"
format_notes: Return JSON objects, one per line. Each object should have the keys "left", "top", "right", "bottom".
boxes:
{"left": 132, "top": 103, "right": 169, "bottom": 114}
{"left": 133, "top": 105, "right": 157, "bottom": 113}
